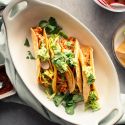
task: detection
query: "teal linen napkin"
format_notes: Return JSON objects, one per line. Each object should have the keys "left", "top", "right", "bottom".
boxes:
{"left": 0, "top": 0, "right": 125, "bottom": 125}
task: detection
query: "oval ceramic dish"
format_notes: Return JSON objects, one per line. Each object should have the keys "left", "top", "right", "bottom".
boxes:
{"left": 2, "top": 0, "right": 123, "bottom": 125}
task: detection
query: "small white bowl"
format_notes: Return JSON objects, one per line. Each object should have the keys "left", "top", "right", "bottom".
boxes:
{"left": 112, "top": 21, "right": 125, "bottom": 68}
{"left": 93, "top": 0, "right": 125, "bottom": 12}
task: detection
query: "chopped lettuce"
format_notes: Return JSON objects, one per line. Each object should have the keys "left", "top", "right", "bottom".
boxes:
{"left": 64, "top": 49, "right": 76, "bottom": 67}
{"left": 52, "top": 55, "right": 68, "bottom": 73}
{"left": 49, "top": 34, "right": 61, "bottom": 54}
{"left": 49, "top": 35, "right": 76, "bottom": 73}
{"left": 87, "top": 74, "right": 95, "bottom": 85}
{"left": 65, "top": 41, "right": 72, "bottom": 47}
{"left": 83, "top": 66, "right": 96, "bottom": 85}
{"left": 58, "top": 31, "right": 68, "bottom": 39}
{"left": 85, "top": 91, "right": 100, "bottom": 111}
{"left": 49, "top": 35, "right": 68, "bottom": 73}
{"left": 37, "top": 41, "right": 50, "bottom": 61}
{"left": 42, "top": 69, "right": 54, "bottom": 79}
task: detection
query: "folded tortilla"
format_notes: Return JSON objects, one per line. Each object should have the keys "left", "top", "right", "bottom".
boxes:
{"left": 59, "top": 38, "right": 82, "bottom": 93}
{"left": 31, "top": 27, "right": 57, "bottom": 93}
{"left": 74, "top": 40, "right": 82, "bottom": 93}
{"left": 65, "top": 66, "right": 75, "bottom": 93}
{"left": 79, "top": 46, "right": 99, "bottom": 103}
{"left": 31, "top": 28, "right": 41, "bottom": 82}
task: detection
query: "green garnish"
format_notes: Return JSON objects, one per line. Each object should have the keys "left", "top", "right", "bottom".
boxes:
{"left": 24, "top": 38, "right": 30, "bottom": 47}
{"left": 39, "top": 20, "right": 48, "bottom": 28}
{"left": 83, "top": 66, "right": 96, "bottom": 85}
{"left": 42, "top": 70, "right": 54, "bottom": 79}
{"left": 45, "top": 86, "right": 53, "bottom": 95}
{"left": 87, "top": 74, "right": 95, "bottom": 85}
{"left": 39, "top": 17, "right": 62, "bottom": 34}
{"left": 85, "top": 91, "right": 100, "bottom": 111}
{"left": 49, "top": 35, "right": 76, "bottom": 73}
{"left": 37, "top": 41, "right": 50, "bottom": 61}
{"left": 52, "top": 53, "right": 68, "bottom": 73}
{"left": 59, "top": 31, "right": 68, "bottom": 39}
{"left": 26, "top": 56, "right": 29, "bottom": 59}
{"left": 27, "top": 51, "right": 35, "bottom": 60}
{"left": 49, "top": 35, "right": 68, "bottom": 73}
{"left": 45, "top": 86, "right": 56, "bottom": 99}
{"left": 52, "top": 51, "right": 76, "bottom": 73}
{"left": 65, "top": 103, "right": 76, "bottom": 115}
{"left": 65, "top": 41, "right": 72, "bottom": 47}
{"left": 53, "top": 93, "right": 65, "bottom": 106}
{"left": 72, "top": 94, "right": 83, "bottom": 103}
{"left": 64, "top": 94, "right": 82, "bottom": 115}
{"left": 64, "top": 50, "right": 76, "bottom": 66}
{"left": 53, "top": 93, "right": 82, "bottom": 115}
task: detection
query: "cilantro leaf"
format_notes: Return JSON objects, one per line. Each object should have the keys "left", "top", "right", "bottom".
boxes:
{"left": 39, "top": 20, "right": 48, "bottom": 28}
{"left": 59, "top": 31, "right": 68, "bottom": 39}
{"left": 72, "top": 94, "right": 83, "bottom": 103}
{"left": 24, "top": 38, "right": 30, "bottom": 47}
{"left": 53, "top": 93, "right": 65, "bottom": 106}
{"left": 49, "top": 17, "right": 57, "bottom": 26}
{"left": 39, "top": 17, "right": 62, "bottom": 34}
{"left": 65, "top": 103, "right": 76, "bottom": 115}
{"left": 27, "top": 51, "right": 35, "bottom": 60}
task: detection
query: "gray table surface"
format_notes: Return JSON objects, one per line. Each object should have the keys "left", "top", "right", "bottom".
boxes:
{"left": 0, "top": 0, "right": 125, "bottom": 120}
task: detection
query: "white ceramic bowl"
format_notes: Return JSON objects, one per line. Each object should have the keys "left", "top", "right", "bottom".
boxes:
{"left": 2, "top": 0, "right": 123, "bottom": 125}
{"left": 113, "top": 21, "right": 125, "bottom": 68}
{"left": 93, "top": 0, "right": 125, "bottom": 12}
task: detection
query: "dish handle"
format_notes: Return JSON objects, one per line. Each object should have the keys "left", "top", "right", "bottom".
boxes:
{"left": 2, "top": 0, "right": 32, "bottom": 25}
{"left": 98, "top": 108, "right": 123, "bottom": 125}
{"left": 79, "top": 107, "right": 123, "bottom": 125}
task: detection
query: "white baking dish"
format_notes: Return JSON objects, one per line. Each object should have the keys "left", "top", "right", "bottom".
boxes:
{"left": 2, "top": 0, "right": 123, "bottom": 124}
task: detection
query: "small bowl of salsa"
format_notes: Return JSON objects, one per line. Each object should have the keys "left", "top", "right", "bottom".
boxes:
{"left": 0, "top": 65, "right": 16, "bottom": 99}
{"left": 113, "top": 21, "right": 125, "bottom": 68}
{"left": 93, "top": 0, "right": 125, "bottom": 12}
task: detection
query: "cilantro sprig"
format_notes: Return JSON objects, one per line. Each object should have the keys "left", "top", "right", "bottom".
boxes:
{"left": 39, "top": 17, "right": 62, "bottom": 34}
{"left": 24, "top": 38, "right": 30, "bottom": 47}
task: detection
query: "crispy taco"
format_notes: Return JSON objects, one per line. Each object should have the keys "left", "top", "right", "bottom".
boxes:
{"left": 31, "top": 27, "right": 56, "bottom": 92}
{"left": 49, "top": 35, "right": 82, "bottom": 93}
{"left": 79, "top": 46, "right": 100, "bottom": 111}
{"left": 59, "top": 37, "right": 83, "bottom": 93}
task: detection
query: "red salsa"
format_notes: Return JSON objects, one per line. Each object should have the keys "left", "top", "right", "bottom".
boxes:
{"left": 0, "top": 66, "right": 13, "bottom": 95}
{"left": 105, "top": 0, "right": 125, "bottom": 4}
